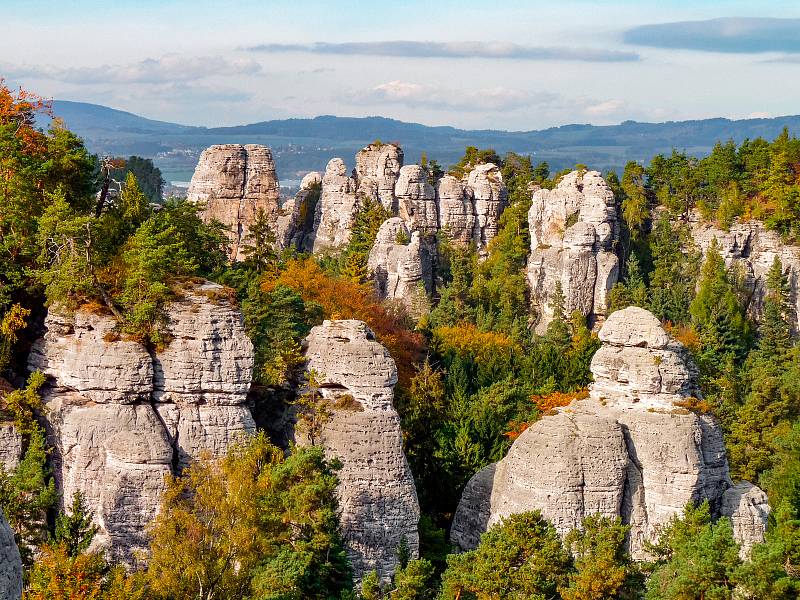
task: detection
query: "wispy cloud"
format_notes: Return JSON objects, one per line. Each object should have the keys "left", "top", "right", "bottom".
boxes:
{"left": 5, "top": 54, "right": 263, "bottom": 85}
{"left": 343, "top": 80, "right": 561, "bottom": 112}
{"left": 340, "top": 80, "right": 638, "bottom": 122}
{"left": 247, "top": 40, "right": 640, "bottom": 62}
{"left": 624, "top": 17, "right": 800, "bottom": 54}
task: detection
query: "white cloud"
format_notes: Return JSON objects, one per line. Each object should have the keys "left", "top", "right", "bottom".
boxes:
{"left": 5, "top": 54, "right": 263, "bottom": 85}
{"left": 345, "top": 80, "right": 559, "bottom": 112}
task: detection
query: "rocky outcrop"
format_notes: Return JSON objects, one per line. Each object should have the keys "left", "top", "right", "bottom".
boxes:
{"left": 721, "top": 482, "right": 771, "bottom": 558}
{"left": 187, "top": 144, "right": 287, "bottom": 261}
{"left": 436, "top": 175, "right": 475, "bottom": 245}
{"left": 311, "top": 159, "right": 359, "bottom": 254}
{"left": 527, "top": 170, "right": 620, "bottom": 333}
{"left": 451, "top": 307, "right": 768, "bottom": 559}
{"left": 29, "top": 281, "right": 256, "bottom": 565}
{"left": 467, "top": 163, "right": 508, "bottom": 255}
{"left": 356, "top": 143, "right": 403, "bottom": 212}
{"left": 0, "top": 424, "right": 21, "bottom": 472}
{"left": 367, "top": 218, "right": 432, "bottom": 317}
{"left": 690, "top": 213, "right": 800, "bottom": 333}
{"left": 300, "top": 320, "right": 419, "bottom": 582}
{"left": 0, "top": 507, "right": 21, "bottom": 600}
{"left": 396, "top": 165, "right": 438, "bottom": 234}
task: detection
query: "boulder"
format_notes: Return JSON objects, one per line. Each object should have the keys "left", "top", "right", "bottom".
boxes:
{"left": 187, "top": 144, "right": 285, "bottom": 261}
{"left": 367, "top": 218, "right": 432, "bottom": 317}
{"left": 690, "top": 213, "right": 800, "bottom": 333}
{"left": 721, "top": 482, "right": 771, "bottom": 559}
{"left": 0, "top": 507, "right": 21, "bottom": 600}
{"left": 436, "top": 175, "right": 475, "bottom": 246}
{"left": 30, "top": 280, "right": 256, "bottom": 565}
{"left": 527, "top": 170, "right": 620, "bottom": 333}
{"left": 466, "top": 163, "right": 508, "bottom": 255}
{"left": 396, "top": 165, "right": 438, "bottom": 234}
{"left": 300, "top": 320, "right": 419, "bottom": 582}
{"left": 451, "top": 307, "right": 766, "bottom": 559}
{"left": 311, "top": 158, "right": 359, "bottom": 254}
{"left": 355, "top": 143, "right": 403, "bottom": 212}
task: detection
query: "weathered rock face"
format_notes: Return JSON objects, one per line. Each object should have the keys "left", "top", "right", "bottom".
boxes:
{"left": 690, "top": 213, "right": 800, "bottom": 333}
{"left": 0, "top": 424, "right": 21, "bottom": 472}
{"left": 527, "top": 170, "right": 620, "bottom": 333}
{"left": 396, "top": 165, "right": 438, "bottom": 234}
{"left": 451, "top": 307, "right": 768, "bottom": 559}
{"left": 356, "top": 143, "right": 404, "bottom": 212}
{"left": 436, "top": 175, "right": 475, "bottom": 246}
{"left": 721, "top": 482, "right": 771, "bottom": 558}
{"left": 0, "top": 507, "right": 21, "bottom": 600}
{"left": 311, "top": 159, "right": 359, "bottom": 254}
{"left": 29, "top": 282, "right": 256, "bottom": 565}
{"left": 467, "top": 163, "right": 508, "bottom": 255}
{"left": 187, "top": 144, "right": 287, "bottom": 261}
{"left": 367, "top": 218, "right": 432, "bottom": 317}
{"left": 300, "top": 320, "right": 419, "bottom": 582}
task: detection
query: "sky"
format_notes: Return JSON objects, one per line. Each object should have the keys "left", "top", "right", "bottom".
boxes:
{"left": 2, "top": 0, "right": 800, "bottom": 130}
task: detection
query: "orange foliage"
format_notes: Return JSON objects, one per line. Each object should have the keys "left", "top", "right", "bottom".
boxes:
{"left": 505, "top": 388, "right": 589, "bottom": 440}
{"left": 663, "top": 322, "right": 701, "bottom": 353}
{"left": 533, "top": 388, "right": 589, "bottom": 413}
{"left": 0, "top": 79, "right": 50, "bottom": 155}
{"left": 504, "top": 420, "right": 530, "bottom": 441}
{"left": 432, "top": 323, "right": 517, "bottom": 364}
{"left": 673, "top": 396, "right": 714, "bottom": 414}
{"left": 261, "top": 258, "right": 425, "bottom": 387}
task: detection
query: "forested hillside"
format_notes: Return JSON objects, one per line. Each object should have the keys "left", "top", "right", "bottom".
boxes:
{"left": 2, "top": 81, "right": 800, "bottom": 600}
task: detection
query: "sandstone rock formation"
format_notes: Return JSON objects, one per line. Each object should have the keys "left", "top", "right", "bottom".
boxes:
{"left": 436, "top": 175, "right": 475, "bottom": 245}
{"left": 311, "top": 159, "right": 359, "bottom": 254}
{"left": 527, "top": 170, "right": 620, "bottom": 333}
{"left": 721, "top": 482, "right": 771, "bottom": 558}
{"left": 396, "top": 165, "right": 438, "bottom": 234}
{"left": 467, "top": 163, "right": 508, "bottom": 255}
{"left": 356, "top": 143, "right": 403, "bottom": 212}
{"left": 0, "top": 423, "right": 22, "bottom": 472}
{"left": 300, "top": 320, "right": 419, "bottom": 582}
{"left": 29, "top": 281, "right": 256, "bottom": 564}
{"left": 367, "top": 218, "right": 432, "bottom": 316}
{"left": 187, "top": 144, "right": 286, "bottom": 261}
{"left": 451, "top": 307, "right": 768, "bottom": 559}
{"left": 0, "top": 507, "right": 21, "bottom": 600}
{"left": 690, "top": 213, "right": 800, "bottom": 333}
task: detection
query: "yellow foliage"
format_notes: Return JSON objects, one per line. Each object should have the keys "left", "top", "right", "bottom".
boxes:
{"left": 433, "top": 322, "right": 517, "bottom": 365}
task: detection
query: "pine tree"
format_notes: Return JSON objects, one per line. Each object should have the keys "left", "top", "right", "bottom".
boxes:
{"left": 53, "top": 491, "right": 98, "bottom": 557}
{"left": 240, "top": 208, "right": 278, "bottom": 274}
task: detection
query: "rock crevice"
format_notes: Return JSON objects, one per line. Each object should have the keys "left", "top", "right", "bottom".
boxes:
{"left": 28, "top": 281, "right": 256, "bottom": 564}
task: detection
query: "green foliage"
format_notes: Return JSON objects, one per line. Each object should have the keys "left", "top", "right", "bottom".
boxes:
{"left": 448, "top": 146, "right": 502, "bottom": 178}
{"left": 241, "top": 208, "right": 279, "bottom": 274}
{"left": 390, "top": 559, "right": 438, "bottom": 599}
{"left": 621, "top": 161, "right": 649, "bottom": 240}
{"left": 53, "top": 491, "right": 99, "bottom": 558}
{"left": 562, "top": 515, "right": 635, "bottom": 600}
{"left": 440, "top": 511, "right": 572, "bottom": 600}
{"left": 0, "top": 428, "right": 57, "bottom": 565}
{"left": 338, "top": 197, "right": 392, "bottom": 283}
{"left": 109, "top": 155, "right": 165, "bottom": 203}
{"left": 146, "top": 432, "right": 351, "bottom": 600}
{"left": 645, "top": 502, "right": 742, "bottom": 600}
{"left": 690, "top": 240, "right": 753, "bottom": 375}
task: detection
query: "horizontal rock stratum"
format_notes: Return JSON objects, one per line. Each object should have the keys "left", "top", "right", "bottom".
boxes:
{"left": 451, "top": 306, "right": 769, "bottom": 559}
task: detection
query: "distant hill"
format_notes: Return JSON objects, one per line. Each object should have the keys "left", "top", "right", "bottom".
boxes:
{"left": 49, "top": 100, "right": 800, "bottom": 183}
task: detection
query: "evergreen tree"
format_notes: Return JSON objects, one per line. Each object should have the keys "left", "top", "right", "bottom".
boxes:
{"left": 53, "top": 491, "right": 98, "bottom": 558}
{"left": 440, "top": 511, "right": 571, "bottom": 599}
{"left": 240, "top": 208, "right": 278, "bottom": 274}
{"left": 645, "top": 502, "right": 742, "bottom": 600}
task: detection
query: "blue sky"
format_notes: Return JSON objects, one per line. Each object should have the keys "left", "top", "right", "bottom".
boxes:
{"left": 2, "top": 0, "right": 800, "bottom": 129}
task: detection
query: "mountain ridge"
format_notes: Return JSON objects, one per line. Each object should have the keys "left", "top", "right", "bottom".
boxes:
{"left": 49, "top": 100, "right": 800, "bottom": 180}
